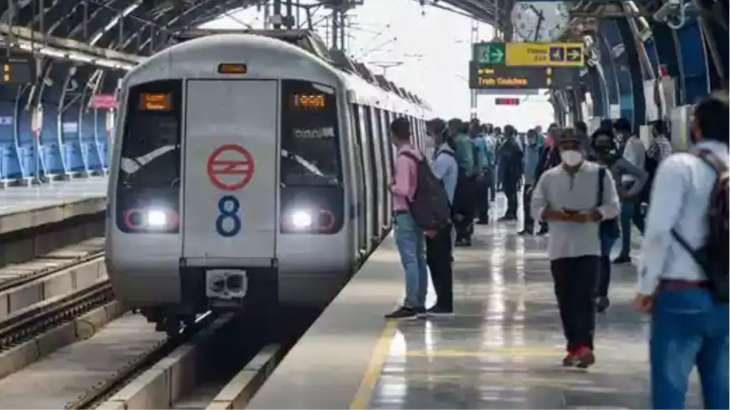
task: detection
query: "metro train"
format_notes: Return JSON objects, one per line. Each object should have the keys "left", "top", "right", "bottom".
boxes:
{"left": 105, "top": 31, "right": 432, "bottom": 332}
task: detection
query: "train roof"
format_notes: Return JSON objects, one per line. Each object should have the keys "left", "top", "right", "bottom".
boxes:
{"left": 172, "top": 29, "right": 427, "bottom": 108}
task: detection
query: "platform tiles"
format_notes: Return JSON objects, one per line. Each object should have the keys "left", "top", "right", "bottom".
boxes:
{"left": 0, "top": 177, "right": 107, "bottom": 234}
{"left": 249, "top": 222, "right": 703, "bottom": 409}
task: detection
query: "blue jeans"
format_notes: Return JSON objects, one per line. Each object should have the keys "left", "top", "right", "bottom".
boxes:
{"left": 619, "top": 200, "right": 645, "bottom": 256}
{"left": 394, "top": 212, "right": 427, "bottom": 309}
{"left": 651, "top": 288, "right": 729, "bottom": 409}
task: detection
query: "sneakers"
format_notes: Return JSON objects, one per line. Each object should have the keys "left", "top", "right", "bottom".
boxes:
{"left": 562, "top": 353, "right": 580, "bottom": 367}
{"left": 384, "top": 306, "right": 424, "bottom": 320}
{"left": 596, "top": 296, "right": 610, "bottom": 313}
{"left": 517, "top": 230, "right": 532, "bottom": 236}
{"left": 537, "top": 226, "right": 548, "bottom": 236}
{"left": 613, "top": 254, "right": 631, "bottom": 264}
{"left": 575, "top": 347, "right": 596, "bottom": 368}
{"left": 563, "top": 346, "right": 596, "bottom": 368}
{"left": 426, "top": 305, "right": 454, "bottom": 316}
{"left": 498, "top": 215, "right": 517, "bottom": 222}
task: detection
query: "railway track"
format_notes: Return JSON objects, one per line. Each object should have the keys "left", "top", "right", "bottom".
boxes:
{"left": 65, "top": 311, "right": 218, "bottom": 410}
{"left": 0, "top": 280, "right": 114, "bottom": 350}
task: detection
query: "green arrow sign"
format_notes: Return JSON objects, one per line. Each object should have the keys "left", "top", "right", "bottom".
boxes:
{"left": 474, "top": 43, "right": 505, "bottom": 65}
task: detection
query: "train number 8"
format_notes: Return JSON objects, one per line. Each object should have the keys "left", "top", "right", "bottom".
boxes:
{"left": 216, "top": 196, "right": 242, "bottom": 237}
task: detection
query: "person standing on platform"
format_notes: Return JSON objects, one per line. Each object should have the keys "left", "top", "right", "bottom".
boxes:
{"left": 534, "top": 124, "right": 561, "bottom": 235}
{"left": 451, "top": 119, "right": 477, "bottom": 246}
{"left": 483, "top": 124, "right": 497, "bottom": 202}
{"left": 385, "top": 118, "right": 427, "bottom": 320}
{"left": 425, "top": 119, "right": 458, "bottom": 316}
{"left": 531, "top": 128, "right": 620, "bottom": 368}
{"left": 591, "top": 129, "right": 647, "bottom": 313}
{"left": 519, "top": 129, "right": 541, "bottom": 235}
{"left": 635, "top": 95, "right": 728, "bottom": 409}
{"left": 483, "top": 124, "right": 498, "bottom": 202}
{"left": 471, "top": 119, "right": 491, "bottom": 225}
{"left": 613, "top": 118, "right": 646, "bottom": 264}
{"left": 498, "top": 125, "right": 523, "bottom": 221}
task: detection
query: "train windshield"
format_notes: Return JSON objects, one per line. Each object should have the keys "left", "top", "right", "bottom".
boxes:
{"left": 281, "top": 80, "right": 341, "bottom": 186}
{"left": 115, "top": 80, "right": 181, "bottom": 233}
{"left": 118, "top": 80, "right": 182, "bottom": 189}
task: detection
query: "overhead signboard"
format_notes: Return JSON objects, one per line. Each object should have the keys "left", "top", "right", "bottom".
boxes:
{"left": 469, "top": 62, "right": 551, "bottom": 89}
{"left": 1, "top": 58, "right": 34, "bottom": 84}
{"left": 473, "top": 42, "right": 584, "bottom": 68}
{"left": 505, "top": 42, "right": 584, "bottom": 67}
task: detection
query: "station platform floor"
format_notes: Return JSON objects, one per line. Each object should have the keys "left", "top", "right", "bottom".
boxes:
{"left": 250, "top": 218, "right": 703, "bottom": 409}
{"left": 0, "top": 177, "right": 107, "bottom": 234}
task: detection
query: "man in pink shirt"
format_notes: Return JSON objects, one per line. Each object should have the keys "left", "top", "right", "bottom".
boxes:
{"left": 385, "top": 117, "right": 428, "bottom": 320}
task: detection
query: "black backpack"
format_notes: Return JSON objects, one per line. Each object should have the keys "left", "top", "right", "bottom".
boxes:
{"left": 671, "top": 150, "right": 729, "bottom": 302}
{"left": 399, "top": 151, "right": 452, "bottom": 231}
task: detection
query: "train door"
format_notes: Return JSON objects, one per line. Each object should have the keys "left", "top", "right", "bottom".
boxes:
{"left": 369, "top": 108, "right": 385, "bottom": 240}
{"left": 182, "top": 80, "right": 278, "bottom": 265}
{"left": 352, "top": 104, "right": 368, "bottom": 258}
{"left": 359, "top": 106, "right": 376, "bottom": 250}
{"left": 380, "top": 110, "right": 393, "bottom": 231}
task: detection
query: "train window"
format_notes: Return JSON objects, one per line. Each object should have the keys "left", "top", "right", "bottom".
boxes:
{"left": 281, "top": 80, "right": 341, "bottom": 186}
{"left": 280, "top": 80, "right": 343, "bottom": 234}
{"left": 116, "top": 79, "right": 182, "bottom": 234}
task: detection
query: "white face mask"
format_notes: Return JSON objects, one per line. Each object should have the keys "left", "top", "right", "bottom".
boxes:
{"left": 560, "top": 150, "right": 584, "bottom": 167}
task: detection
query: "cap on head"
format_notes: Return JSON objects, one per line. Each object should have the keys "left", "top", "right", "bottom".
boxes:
{"left": 557, "top": 128, "right": 580, "bottom": 145}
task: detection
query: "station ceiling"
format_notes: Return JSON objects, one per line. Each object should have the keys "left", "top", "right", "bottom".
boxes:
{"left": 0, "top": 0, "right": 500, "bottom": 60}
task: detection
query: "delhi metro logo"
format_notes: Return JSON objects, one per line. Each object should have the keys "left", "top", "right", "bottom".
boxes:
{"left": 207, "top": 144, "right": 255, "bottom": 191}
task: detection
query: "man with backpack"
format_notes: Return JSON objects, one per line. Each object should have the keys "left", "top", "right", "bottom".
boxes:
{"left": 426, "top": 118, "right": 458, "bottom": 315}
{"left": 635, "top": 95, "right": 728, "bottom": 409}
{"left": 384, "top": 117, "right": 429, "bottom": 320}
{"left": 385, "top": 118, "right": 452, "bottom": 320}
{"left": 531, "top": 128, "right": 620, "bottom": 368}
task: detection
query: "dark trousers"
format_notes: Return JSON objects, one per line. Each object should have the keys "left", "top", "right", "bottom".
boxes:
{"left": 550, "top": 256, "right": 600, "bottom": 352}
{"left": 522, "top": 184, "right": 534, "bottom": 232}
{"left": 487, "top": 167, "right": 496, "bottom": 202}
{"left": 454, "top": 175, "right": 476, "bottom": 241}
{"left": 426, "top": 224, "right": 453, "bottom": 310}
{"left": 619, "top": 200, "right": 645, "bottom": 256}
{"left": 475, "top": 175, "right": 490, "bottom": 221}
{"left": 503, "top": 180, "right": 519, "bottom": 218}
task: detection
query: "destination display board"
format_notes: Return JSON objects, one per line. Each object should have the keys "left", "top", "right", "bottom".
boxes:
{"left": 469, "top": 62, "right": 550, "bottom": 89}
{"left": 469, "top": 62, "right": 580, "bottom": 90}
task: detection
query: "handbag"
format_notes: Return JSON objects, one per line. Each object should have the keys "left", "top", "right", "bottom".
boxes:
{"left": 598, "top": 168, "right": 620, "bottom": 238}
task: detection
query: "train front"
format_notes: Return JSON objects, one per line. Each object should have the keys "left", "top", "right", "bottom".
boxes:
{"left": 105, "top": 35, "right": 352, "bottom": 325}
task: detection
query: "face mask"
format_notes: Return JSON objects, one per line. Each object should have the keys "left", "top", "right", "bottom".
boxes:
{"left": 560, "top": 150, "right": 583, "bottom": 167}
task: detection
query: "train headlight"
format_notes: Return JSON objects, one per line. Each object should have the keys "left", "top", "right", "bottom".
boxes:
{"left": 146, "top": 209, "right": 168, "bottom": 228}
{"left": 291, "top": 210, "right": 313, "bottom": 229}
